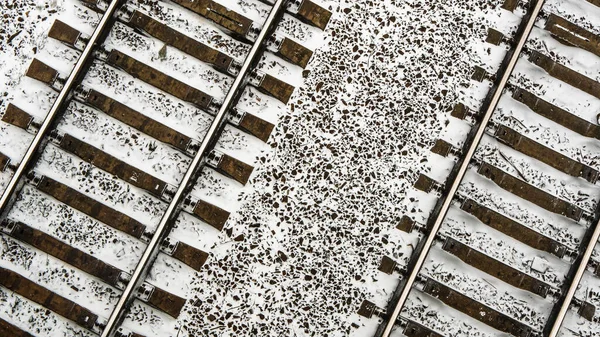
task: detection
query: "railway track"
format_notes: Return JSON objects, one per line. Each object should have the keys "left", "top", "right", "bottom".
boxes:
{"left": 359, "top": 0, "right": 600, "bottom": 336}
{"left": 0, "top": 0, "right": 331, "bottom": 336}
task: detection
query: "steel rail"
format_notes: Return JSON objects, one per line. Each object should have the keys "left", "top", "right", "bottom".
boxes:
{"left": 378, "top": 1, "right": 545, "bottom": 336}
{"left": 99, "top": 1, "right": 288, "bottom": 336}
{"left": 0, "top": 0, "right": 123, "bottom": 216}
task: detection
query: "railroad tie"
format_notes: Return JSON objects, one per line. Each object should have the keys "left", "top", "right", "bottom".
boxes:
{"left": 511, "top": 87, "right": 600, "bottom": 140}
{"left": 528, "top": 50, "right": 600, "bottom": 100}
{"left": 295, "top": 0, "right": 332, "bottom": 30}
{"left": 162, "top": 239, "right": 210, "bottom": 271}
{"left": 81, "top": 88, "right": 194, "bottom": 153}
{"left": 378, "top": 256, "right": 400, "bottom": 275}
{"left": 430, "top": 139, "right": 460, "bottom": 158}
{"left": 0, "top": 317, "right": 35, "bottom": 337}
{"left": 48, "top": 19, "right": 88, "bottom": 51}
{"left": 206, "top": 150, "right": 255, "bottom": 185}
{"left": 123, "top": 4, "right": 316, "bottom": 70}
{"left": 471, "top": 65, "right": 495, "bottom": 83}
{"left": 501, "top": 0, "right": 519, "bottom": 12}
{"left": 135, "top": 282, "right": 187, "bottom": 318}
{"left": 419, "top": 277, "right": 534, "bottom": 337}
{"left": 228, "top": 108, "right": 275, "bottom": 142}
{"left": 477, "top": 162, "right": 585, "bottom": 221}
{"left": 1, "top": 103, "right": 35, "bottom": 130}
{"left": 249, "top": 70, "right": 296, "bottom": 104}
{"left": 272, "top": 35, "right": 314, "bottom": 68}
{"left": 169, "top": 0, "right": 256, "bottom": 40}
{"left": 0, "top": 266, "right": 101, "bottom": 332}
{"left": 260, "top": 0, "right": 332, "bottom": 30}
{"left": 104, "top": 49, "right": 217, "bottom": 113}
{"left": 31, "top": 174, "right": 147, "bottom": 239}
{"left": 78, "top": 0, "right": 109, "bottom": 13}
{"left": 122, "top": 9, "right": 237, "bottom": 74}
{"left": 493, "top": 124, "right": 600, "bottom": 183}
{"left": 577, "top": 301, "right": 597, "bottom": 321}
{"left": 357, "top": 301, "right": 444, "bottom": 337}
{"left": 25, "top": 58, "right": 64, "bottom": 91}
{"left": 413, "top": 174, "right": 443, "bottom": 194}
{"left": 27, "top": 173, "right": 211, "bottom": 273}
{"left": 55, "top": 133, "right": 170, "bottom": 198}
{"left": 441, "top": 236, "right": 552, "bottom": 298}
{"left": 396, "top": 215, "right": 422, "bottom": 233}
{"left": 450, "top": 102, "right": 477, "bottom": 121}
{"left": 357, "top": 300, "right": 380, "bottom": 319}
{"left": 545, "top": 14, "right": 600, "bottom": 58}
{"left": 124, "top": 7, "right": 314, "bottom": 71}
{"left": 183, "top": 196, "right": 230, "bottom": 231}
{"left": 402, "top": 320, "right": 444, "bottom": 337}
{"left": 3, "top": 220, "right": 124, "bottom": 286}
{"left": 460, "top": 198, "right": 570, "bottom": 258}
{"left": 1, "top": 220, "right": 187, "bottom": 318}
{"left": 486, "top": 28, "right": 506, "bottom": 46}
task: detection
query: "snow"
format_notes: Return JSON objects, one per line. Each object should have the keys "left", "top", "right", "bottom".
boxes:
{"left": 402, "top": 290, "right": 504, "bottom": 337}
{"left": 2, "top": 0, "right": 600, "bottom": 336}
{"left": 58, "top": 101, "right": 191, "bottom": 186}
{"left": 8, "top": 185, "right": 145, "bottom": 273}
{"left": 528, "top": 26, "right": 600, "bottom": 82}
{"left": 476, "top": 134, "right": 600, "bottom": 214}
{"left": 443, "top": 205, "right": 570, "bottom": 287}
{"left": 213, "top": 0, "right": 271, "bottom": 24}
{"left": 0, "top": 236, "right": 120, "bottom": 316}
{"left": 0, "top": 0, "right": 101, "bottom": 195}
{"left": 128, "top": 0, "right": 251, "bottom": 59}
{"left": 459, "top": 168, "right": 585, "bottom": 250}
{"left": 423, "top": 247, "right": 552, "bottom": 331}
{"left": 104, "top": 21, "right": 233, "bottom": 101}
{"left": 123, "top": 0, "right": 532, "bottom": 336}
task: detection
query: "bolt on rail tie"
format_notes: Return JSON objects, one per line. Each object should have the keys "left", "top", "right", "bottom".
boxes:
{"left": 99, "top": 1, "right": 289, "bottom": 336}
{"left": 0, "top": 0, "right": 124, "bottom": 217}
{"left": 376, "top": 1, "right": 545, "bottom": 336}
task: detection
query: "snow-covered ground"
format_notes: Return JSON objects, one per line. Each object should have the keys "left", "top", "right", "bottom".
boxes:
{"left": 109, "top": 0, "right": 538, "bottom": 336}
{"left": 4, "top": 0, "right": 600, "bottom": 336}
